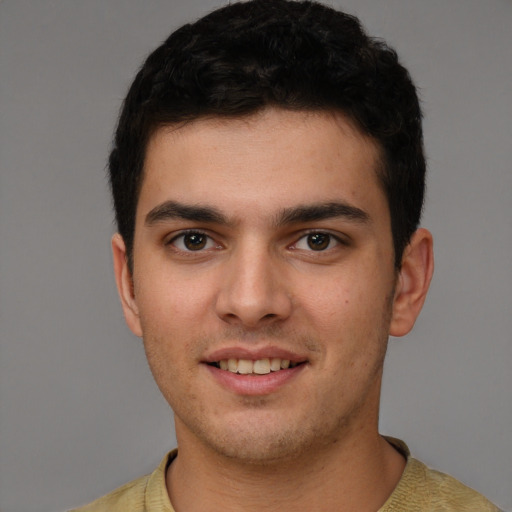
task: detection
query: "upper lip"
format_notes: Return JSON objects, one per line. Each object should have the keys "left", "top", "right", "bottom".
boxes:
{"left": 203, "top": 346, "right": 309, "bottom": 364}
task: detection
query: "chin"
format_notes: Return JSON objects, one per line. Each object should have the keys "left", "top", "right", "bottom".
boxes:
{"left": 183, "top": 411, "right": 341, "bottom": 466}
{"left": 209, "top": 433, "right": 309, "bottom": 465}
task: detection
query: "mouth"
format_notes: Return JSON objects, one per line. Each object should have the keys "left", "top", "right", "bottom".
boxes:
{"left": 207, "top": 358, "right": 304, "bottom": 375}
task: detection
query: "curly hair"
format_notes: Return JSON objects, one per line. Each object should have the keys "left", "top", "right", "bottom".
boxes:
{"left": 109, "top": 0, "right": 425, "bottom": 269}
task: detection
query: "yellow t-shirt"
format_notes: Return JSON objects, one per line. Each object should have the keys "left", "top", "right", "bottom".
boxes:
{"left": 70, "top": 439, "right": 501, "bottom": 511}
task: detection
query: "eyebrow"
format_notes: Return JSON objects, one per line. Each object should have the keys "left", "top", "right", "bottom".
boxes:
{"left": 144, "top": 200, "right": 370, "bottom": 227}
{"left": 145, "top": 200, "right": 229, "bottom": 226}
{"left": 276, "top": 202, "right": 370, "bottom": 226}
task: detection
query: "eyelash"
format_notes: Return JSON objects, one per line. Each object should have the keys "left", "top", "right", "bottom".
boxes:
{"left": 291, "top": 231, "right": 346, "bottom": 252}
{"left": 166, "top": 229, "right": 347, "bottom": 254}
{"left": 166, "top": 230, "right": 219, "bottom": 252}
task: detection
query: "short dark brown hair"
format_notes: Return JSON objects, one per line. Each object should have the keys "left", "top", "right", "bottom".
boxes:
{"left": 109, "top": 0, "right": 425, "bottom": 269}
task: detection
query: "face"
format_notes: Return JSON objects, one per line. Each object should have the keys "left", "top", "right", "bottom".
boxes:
{"left": 114, "top": 109, "right": 423, "bottom": 463}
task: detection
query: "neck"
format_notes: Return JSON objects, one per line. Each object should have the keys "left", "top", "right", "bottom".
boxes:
{"left": 166, "top": 425, "right": 405, "bottom": 512}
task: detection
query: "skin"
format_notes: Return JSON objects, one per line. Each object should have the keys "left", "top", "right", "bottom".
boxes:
{"left": 113, "top": 108, "right": 434, "bottom": 511}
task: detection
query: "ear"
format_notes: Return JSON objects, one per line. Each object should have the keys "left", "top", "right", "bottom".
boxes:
{"left": 112, "top": 233, "right": 143, "bottom": 337}
{"left": 389, "top": 228, "right": 434, "bottom": 337}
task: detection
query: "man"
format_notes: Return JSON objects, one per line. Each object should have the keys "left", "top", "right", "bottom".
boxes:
{"left": 72, "top": 1, "right": 501, "bottom": 510}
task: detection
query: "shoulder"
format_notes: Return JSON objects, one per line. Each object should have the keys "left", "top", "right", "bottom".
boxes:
{"left": 419, "top": 460, "right": 502, "bottom": 512}
{"left": 381, "top": 438, "right": 501, "bottom": 512}
{"left": 69, "top": 451, "right": 176, "bottom": 512}
{"left": 69, "top": 474, "right": 151, "bottom": 512}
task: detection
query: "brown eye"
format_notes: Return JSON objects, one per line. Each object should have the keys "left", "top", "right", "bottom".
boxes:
{"left": 170, "top": 231, "right": 217, "bottom": 252}
{"left": 183, "top": 233, "right": 207, "bottom": 250}
{"left": 293, "top": 232, "right": 340, "bottom": 252}
{"left": 307, "top": 233, "right": 331, "bottom": 250}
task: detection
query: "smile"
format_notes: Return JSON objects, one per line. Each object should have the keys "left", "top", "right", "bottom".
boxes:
{"left": 209, "top": 358, "right": 302, "bottom": 375}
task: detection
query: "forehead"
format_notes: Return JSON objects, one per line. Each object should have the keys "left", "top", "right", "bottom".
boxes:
{"left": 138, "top": 109, "right": 386, "bottom": 223}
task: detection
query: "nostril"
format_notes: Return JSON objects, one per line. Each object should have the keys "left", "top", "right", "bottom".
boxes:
{"left": 214, "top": 276, "right": 293, "bottom": 327}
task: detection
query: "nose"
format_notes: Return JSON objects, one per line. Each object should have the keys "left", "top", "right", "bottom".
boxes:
{"left": 214, "top": 242, "right": 293, "bottom": 328}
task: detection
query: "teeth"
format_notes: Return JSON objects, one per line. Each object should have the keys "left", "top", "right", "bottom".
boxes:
{"left": 270, "top": 358, "right": 281, "bottom": 371}
{"left": 237, "top": 359, "right": 253, "bottom": 374}
{"left": 216, "top": 358, "right": 297, "bottom": 374}
{"left": 253, "top": 358, "right": 270, "bottom": 374}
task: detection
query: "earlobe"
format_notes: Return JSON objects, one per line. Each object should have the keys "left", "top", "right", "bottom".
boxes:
{"left": 389, "top": 228, "right": 434, "bottom": 337}
{"left": 111, "top": 233, "right": 143, "bottom": 337}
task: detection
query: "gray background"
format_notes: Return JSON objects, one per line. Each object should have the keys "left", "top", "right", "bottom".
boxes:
{"left": 1, "top": 1, "right": 511, "bottom": 511}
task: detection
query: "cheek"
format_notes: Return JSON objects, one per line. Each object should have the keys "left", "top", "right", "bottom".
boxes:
{"left": 139, "top": 309, "right": 202, "bottom": 407}
{"left": 295, "top": 265, "right": 393, "bottom": 360}
{"left": 136, "top": 265, "right": 213, "bottom": 326}
{"left": 296, "top": 269, "right": 380, "bottom": 327}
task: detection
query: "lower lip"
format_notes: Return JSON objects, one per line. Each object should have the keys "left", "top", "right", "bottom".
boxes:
{"left": 204, "top": 363, "right": 306, "bottom": 396}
